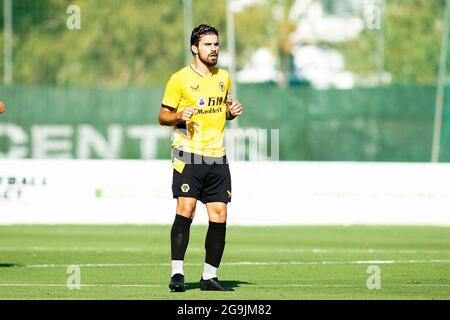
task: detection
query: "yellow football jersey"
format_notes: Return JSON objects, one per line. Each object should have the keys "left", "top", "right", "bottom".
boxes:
{"left": 161, "top": 65, "right": 231, "bottom": 157}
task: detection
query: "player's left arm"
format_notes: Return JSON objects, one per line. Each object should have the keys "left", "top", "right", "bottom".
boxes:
{"left": 226, "top": 100, "right": 243, "bottom": 120}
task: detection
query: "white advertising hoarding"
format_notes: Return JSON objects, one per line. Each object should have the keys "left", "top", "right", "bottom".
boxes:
{"left": 0, "top": 160, "right": 449, "bottom": 225}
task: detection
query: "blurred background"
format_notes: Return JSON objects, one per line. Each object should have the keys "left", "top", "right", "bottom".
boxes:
{"left": 1, "top": 0, "right": 449, "bottom": 162}
{"left": 1, "top": 2, "right": 449, "bottom": 300}
{"left": 1, "top": 0, "right": 450, "bottom": 226}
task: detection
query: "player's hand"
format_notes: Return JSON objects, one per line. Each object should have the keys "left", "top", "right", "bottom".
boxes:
{"left": 228, "top": 100, "right": 243, "bottom": 117}
{"left": 177, "top": 107, "right": 195, "bottom": 122}
{"left": 0, "top": 101, "right": 5, "bottom": 113}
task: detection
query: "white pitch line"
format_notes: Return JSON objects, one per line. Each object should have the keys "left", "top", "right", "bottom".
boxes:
{"left": 252, "top": 284, "right": 450, "bottom": 288}
{"left": 235, "top": 248, "right": 450, "bottom": 254}
{"left": 226, "top": 259, "right": 450, "bottom": 265}
{"left": 0, "top": 283, "right": 449, "bottom": 288}
{"left": 16, "top": 259, "right": 450, "bottom": 268}
{"left": 0, "top": 246, "right": 152, "bottom": 252}
{"left": 0, "top": 283, "right": 164, "bottom": 288}
{"left": 24, "top": 263, "right": 171, "bottom": 268}
{"left": 1, "top": 246, "right": 449, "bottom": 254}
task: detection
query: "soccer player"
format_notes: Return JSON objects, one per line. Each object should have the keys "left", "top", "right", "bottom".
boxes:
{"left": 158, "top": 24, "right": 243, "bottom": 292}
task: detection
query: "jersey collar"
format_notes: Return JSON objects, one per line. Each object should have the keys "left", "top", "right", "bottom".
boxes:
{"left": 190, "top": 64, "right": 217, "bottom": 78}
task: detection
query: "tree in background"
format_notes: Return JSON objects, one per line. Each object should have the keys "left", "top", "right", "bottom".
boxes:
{"left": 1, "top": 0, "right": 185, "bottom": 86}
{"left": 0, "top": 0, "right": 446, "bottom": 87}
{"left": 334, "top": 0, "right": 446, "bottom": 85}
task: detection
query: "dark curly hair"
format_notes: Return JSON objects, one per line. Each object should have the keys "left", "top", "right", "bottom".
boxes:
{"left": 190, "top": 24, "right": 219, "bottom": 55}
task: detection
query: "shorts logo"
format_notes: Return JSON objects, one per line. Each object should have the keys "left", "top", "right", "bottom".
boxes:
{"left": 227, "top": 190, "right": 232, "bottom": 198}
{"left": 197, "top": 97, "right": 206, "bottom": 108}
{"left": 181, "top": 184, "right": 190, "bottom": 193}
{"left": 219, "top": 82, "right": 225, "bottom": 92}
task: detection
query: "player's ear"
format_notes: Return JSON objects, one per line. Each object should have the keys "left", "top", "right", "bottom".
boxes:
{"left": 191, "top": 45, "right": 198, "bottom": 55}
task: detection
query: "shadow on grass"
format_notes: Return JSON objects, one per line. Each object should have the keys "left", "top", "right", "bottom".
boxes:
{"left": 0, "top": 263, "right": 23, "bottom": 268}
{"left": 184, "top": 280, "right": 252, "bottom": 291}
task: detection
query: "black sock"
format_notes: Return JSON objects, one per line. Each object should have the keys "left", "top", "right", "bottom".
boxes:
{"left": 170, "top": 214, "right": 193, "bottom": 260}
{"left": 204, "top": 221, "right": 226, "bottom": 268}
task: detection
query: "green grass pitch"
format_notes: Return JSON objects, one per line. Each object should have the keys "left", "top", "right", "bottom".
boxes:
{"left": 0, "top": 225, "right": 449, "bottom": 300}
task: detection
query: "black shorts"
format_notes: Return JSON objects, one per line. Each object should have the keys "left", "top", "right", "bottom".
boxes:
{"left": 171, "top": 149, "right": 232, "bottom": 204}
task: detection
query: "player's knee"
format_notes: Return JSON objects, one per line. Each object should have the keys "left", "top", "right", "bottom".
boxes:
{"left": 177, "top": 202, "right": 196, "bottom": 217}
{"left": 209, "top": 210, "right": 227, "bottom": 223}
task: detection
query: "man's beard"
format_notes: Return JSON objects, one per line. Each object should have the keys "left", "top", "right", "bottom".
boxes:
{"left": 199, "top": 52, "right": 218, "bottom": 67}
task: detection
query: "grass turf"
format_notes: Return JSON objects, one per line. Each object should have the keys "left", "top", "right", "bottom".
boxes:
{"left": 0, "top": 225, "right": 449, "bottom": 300}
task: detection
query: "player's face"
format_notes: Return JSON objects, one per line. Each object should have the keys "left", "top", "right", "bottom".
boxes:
{"left": 194, "top": 34, "right": 219, "bottom": 67}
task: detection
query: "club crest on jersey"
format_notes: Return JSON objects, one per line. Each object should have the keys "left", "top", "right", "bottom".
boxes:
{"left": 219, "top": 82, "right": 225, "bottom": 92}
{"left": 197, "top": 97, "right": 206, "bottom": 108}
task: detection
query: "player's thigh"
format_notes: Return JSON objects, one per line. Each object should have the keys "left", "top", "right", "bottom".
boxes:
{"left": 176, "top": 197, "right": 198, "bottom": 219}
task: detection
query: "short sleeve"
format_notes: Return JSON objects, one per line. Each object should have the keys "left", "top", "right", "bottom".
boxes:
{"left": 226, "top": 73, "right": 232, "bottom": 100}
{"left": 161, "top": 75, "right": 182, "bottom": 110}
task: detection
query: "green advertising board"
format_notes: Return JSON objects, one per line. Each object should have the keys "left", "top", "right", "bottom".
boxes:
{"left": 0, "top": 84, "right": 447, "bottom": 161}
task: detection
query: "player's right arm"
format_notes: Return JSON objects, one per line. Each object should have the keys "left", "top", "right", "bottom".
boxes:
{"left": 159, "top": 107, "right": 194, "bottom": 126}
{"left": 158, "top": 74, "right": 195, "bottom": 126}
